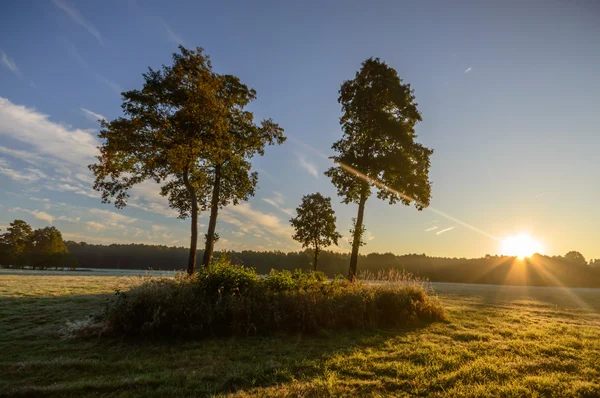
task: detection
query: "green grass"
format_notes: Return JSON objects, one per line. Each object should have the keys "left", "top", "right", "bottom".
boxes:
{"left": 1, "top": 275, "right": 599, "bottom": 397}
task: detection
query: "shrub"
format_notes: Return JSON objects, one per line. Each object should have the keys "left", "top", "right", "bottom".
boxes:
{"left": 99, "top": 262, "right": 445, "bottom": 338}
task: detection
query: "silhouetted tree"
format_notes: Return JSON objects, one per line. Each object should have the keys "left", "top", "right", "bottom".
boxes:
{"left": 325, "top": 58, "right": 433, "bottom": 280}
{"left": 564, "top": 251, "right": 587, "bottom": 267}
{"left": 0, "top": 220, "right": 33, "bottom": 267}
{"left": 200, "top": 76, "right": 285, "bottom": 268}
{"left": 290, "top": 193, "right": 341, "bottom": 270}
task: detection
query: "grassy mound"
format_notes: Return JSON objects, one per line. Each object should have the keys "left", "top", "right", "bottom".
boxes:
{"left": 99, "top": 260, "right": 445, "bottom": 337}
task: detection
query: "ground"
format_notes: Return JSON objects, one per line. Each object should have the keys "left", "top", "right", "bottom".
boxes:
{"left": 1, "top": 274, "right": 599, "bottom": 397}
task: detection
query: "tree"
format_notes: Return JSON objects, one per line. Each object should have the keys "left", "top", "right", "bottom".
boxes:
{"left": 200, "top": 76, "right": 285, "bottom": 268}
{"left": 325, "top": 58, "right": 433, "bottom": 280}
{"left": 564, "top": 251, "right": 587, "bottom": 267}
{"left": 0, "top": 220, "right": 33, "bottom": 267}
{"left": 90, "top": 46, "right": 283, "bottom": 275}
{"left": 29, "top": 226, "right": 69, "bottom": 269}
{"left": 290, "top": 193, "right": 341, "bottom": 271}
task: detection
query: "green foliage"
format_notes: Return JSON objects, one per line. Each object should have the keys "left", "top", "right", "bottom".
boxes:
{"left": 100, "top": 261, "right": 444, "bottom": 337}
{"left": 89, "top": 46, "right": 285, "bottom": 274}
{"left": 0, "top": 220, "right": 72, "bottom": 270}
{"left": 290, "top": 192, "right": 341, "bottom": 270}
{"left": 29, "top": 226, "right": 69, "bottom": 269}
{"left": 0, "top": 220, "right": 33, "bottom": 267}
{"left": 196, "top": 255, "right": 259, "bottom": 295}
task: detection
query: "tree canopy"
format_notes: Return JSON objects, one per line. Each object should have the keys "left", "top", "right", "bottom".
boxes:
{"left": 0, "top": 220, "right": 71, "bottom": 269}
{"left": 89, "top": 46, "right": 284, "bottom": 274}
{"left": 290, "top": 193, "right": 341, "bottom": 270}
{"left": 325, "top": 57, "right": 433, "bottom": 280}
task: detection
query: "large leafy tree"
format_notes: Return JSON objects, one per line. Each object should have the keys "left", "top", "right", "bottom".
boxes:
{"left": 325, "top": 58, "right": 433, "bottom": 280}
{"left": 29, "top": 226, "right": 69, "bottom": 269}
{"left": 200, "top": 76, "right": 285, "bottom": 268}
{"left": 290, "top": 193, "right": 341, "bottom": 271}
{"left": 90, "top": 46, "right": 283, "bottom": 274}
{"left": 0, "top": 220, "right": 33, "bottom": 267}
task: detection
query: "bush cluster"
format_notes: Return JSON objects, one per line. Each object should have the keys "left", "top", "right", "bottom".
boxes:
{"left": 100, "top": 259, "right": 445, "bottom": 338}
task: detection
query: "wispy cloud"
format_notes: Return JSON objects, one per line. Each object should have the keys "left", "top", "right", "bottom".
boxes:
{"left": 464, "top": 67, "right": 472, "bottom": 73}
{"left": 157, "top": 17, "right": 185, "bottom": 46}
{"left": 0, "top": 158, "right": 47, "bottom": 182}
{"left": 224, "top": 203, "right": 297, "bottom": 247}
{"left": 62, "top": 39, "right": 121, "bottom": 94}
{"left": 0, "top": 51, "right": 23, "bottom": 79}
{"left": 297, "top": 153, "right": 318, "bottom": 178}
{"left": 425, "top": 226, "right": 439, "bottom": 232}
{"left": 0, "top": 96, "right": 99, "bottom": 166}
{"left": 80, "top": 108, "right": 106, "bottom": 122}
{"left": 53, "top": 0, "right": 104, "bottom": 46}
{"left": 262, "top": 192, "right": 294, "bottom": 217}
{"left": 10, "top": 207, "right": 54, "bottom": 223}
{"left": 85, "top": 221, "right": 106, "bottom": 231}
{"left": 436, "top": 226, "right": 455, "bottom": 235}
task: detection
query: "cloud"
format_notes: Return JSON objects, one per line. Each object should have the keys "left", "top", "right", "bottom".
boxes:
{"left": 425, "top": 226, "right": 439, "bottom": 232}
{"left": 0, "top": 97, "right": 99, "bottom": 166}
{"left": 364, "top": 230, "right": 375, "bottom": 241}
{"left": 88, "top": 208, "right": 137, "bottom": 225}
{"left": 55, "top": 215, "right": 81, "bottom": 222}
{"left": 225, "top": 203, "right": 297, "bottom": 247}
{"left": 62, "top": 39, "right": 121, "bottom": 93}
{"left": 255, "top": 168, "right": 277, "bottom": 183}
{"left": 85, "top": 221, "right": 106, "bottom": 231}
{"left": 10, "top": 207, "right": 54, "bottom": 223}
{"left": 0, "top": 159, "right": 48, "bottom": 183}
{"left": 53, "top": 0, "right": 104, "bottom": 46}
{"left": 464, "top": 67, "right": 472, "bottom": 73}
{"left": 296, "top": 153, "right": 318, "bottom": 178}
{"left": 436, "top": 226, "right": 455, "bottom": 235}
{"left": 157, "top": 17, "right": 185, "bottom": 46}
{"left": 1, "top": 51, "right": 23, "bottom": 79}
{"left": 80, "top": 108, "right": 106, "bottom": 122}
{"left": 262, "top": 192, "right": 295, "bottom": 217}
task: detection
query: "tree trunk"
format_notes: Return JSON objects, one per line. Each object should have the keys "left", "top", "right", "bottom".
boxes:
{"left": 202, "top": 164, "right": 222, "bottom": 268}
{"left": 183, "top": 169, "right": 198, "bottom": 275}
{"left": 349, "top": 188, "right": 367, "bottom": 281}
{"left": 313, "top": 246, "right": 319, "bottom": 271}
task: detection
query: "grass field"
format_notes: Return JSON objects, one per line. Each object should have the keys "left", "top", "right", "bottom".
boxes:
{"left": 1, "top": 274, "right": 600, "bottom": 397}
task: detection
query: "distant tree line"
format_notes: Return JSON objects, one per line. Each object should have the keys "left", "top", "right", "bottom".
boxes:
{"left": 62, "top": 241, "right": 600, "bottom": 287}
{"left": 0, "top": 220, "right": 75, "bottom": 270}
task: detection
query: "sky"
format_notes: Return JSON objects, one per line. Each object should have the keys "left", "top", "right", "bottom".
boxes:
{"left": 1, "top": 0, "right": 599, "bottom": 259}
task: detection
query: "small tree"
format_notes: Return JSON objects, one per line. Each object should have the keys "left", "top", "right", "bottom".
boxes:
{"left": 325, "top": 58, "right": 433, "bottom": 280}
{"left": 0, "top": 220, "right": 33, "bottom": 268}
{"left": 290, "top": 193, "right": 341, "bottom": 271}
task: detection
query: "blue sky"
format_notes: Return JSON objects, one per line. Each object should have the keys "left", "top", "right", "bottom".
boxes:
{"left": 1, "top": 0, "right": 599, "bottom": 259}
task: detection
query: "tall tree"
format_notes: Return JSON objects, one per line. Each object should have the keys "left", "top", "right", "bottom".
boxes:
{"left": 0, "top": 220, "right": 33, "bottom": 267}
{"left": 90, "top": 46, "right": 281, "bottom": 275}
{"left": 200, "top": 76, "right": 285, "bottom": 268}
{"left": 325, "top": 58, "right": 433, "bottom": 280}
{"left": 290, "top": 193, "right": 341, "bottom": 271}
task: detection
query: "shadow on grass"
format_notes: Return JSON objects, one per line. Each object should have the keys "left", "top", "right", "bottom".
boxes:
{"left": 0, "top": 293, "right": 440, "bottom": 397}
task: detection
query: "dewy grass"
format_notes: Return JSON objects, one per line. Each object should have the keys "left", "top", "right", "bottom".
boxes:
{"left": 1, "top": 272, "right": 599, "bottom": 397}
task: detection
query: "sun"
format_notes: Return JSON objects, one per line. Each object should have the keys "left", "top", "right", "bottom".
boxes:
{"left": 500, "top": 234, "right": 544, "bottom": 259}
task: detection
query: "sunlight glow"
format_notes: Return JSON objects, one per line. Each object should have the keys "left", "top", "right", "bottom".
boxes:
{"left": 500, "top": 234, "right": 544, "bottom": 258}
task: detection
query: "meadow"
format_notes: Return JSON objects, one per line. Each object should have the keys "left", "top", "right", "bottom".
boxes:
{"left": 1, "top": 273, "right": 599, "bottom": 397}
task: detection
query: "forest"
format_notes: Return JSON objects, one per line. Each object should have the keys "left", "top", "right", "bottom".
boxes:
{"left": 62, "top": 241, "right": 600, "bottom": 287}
